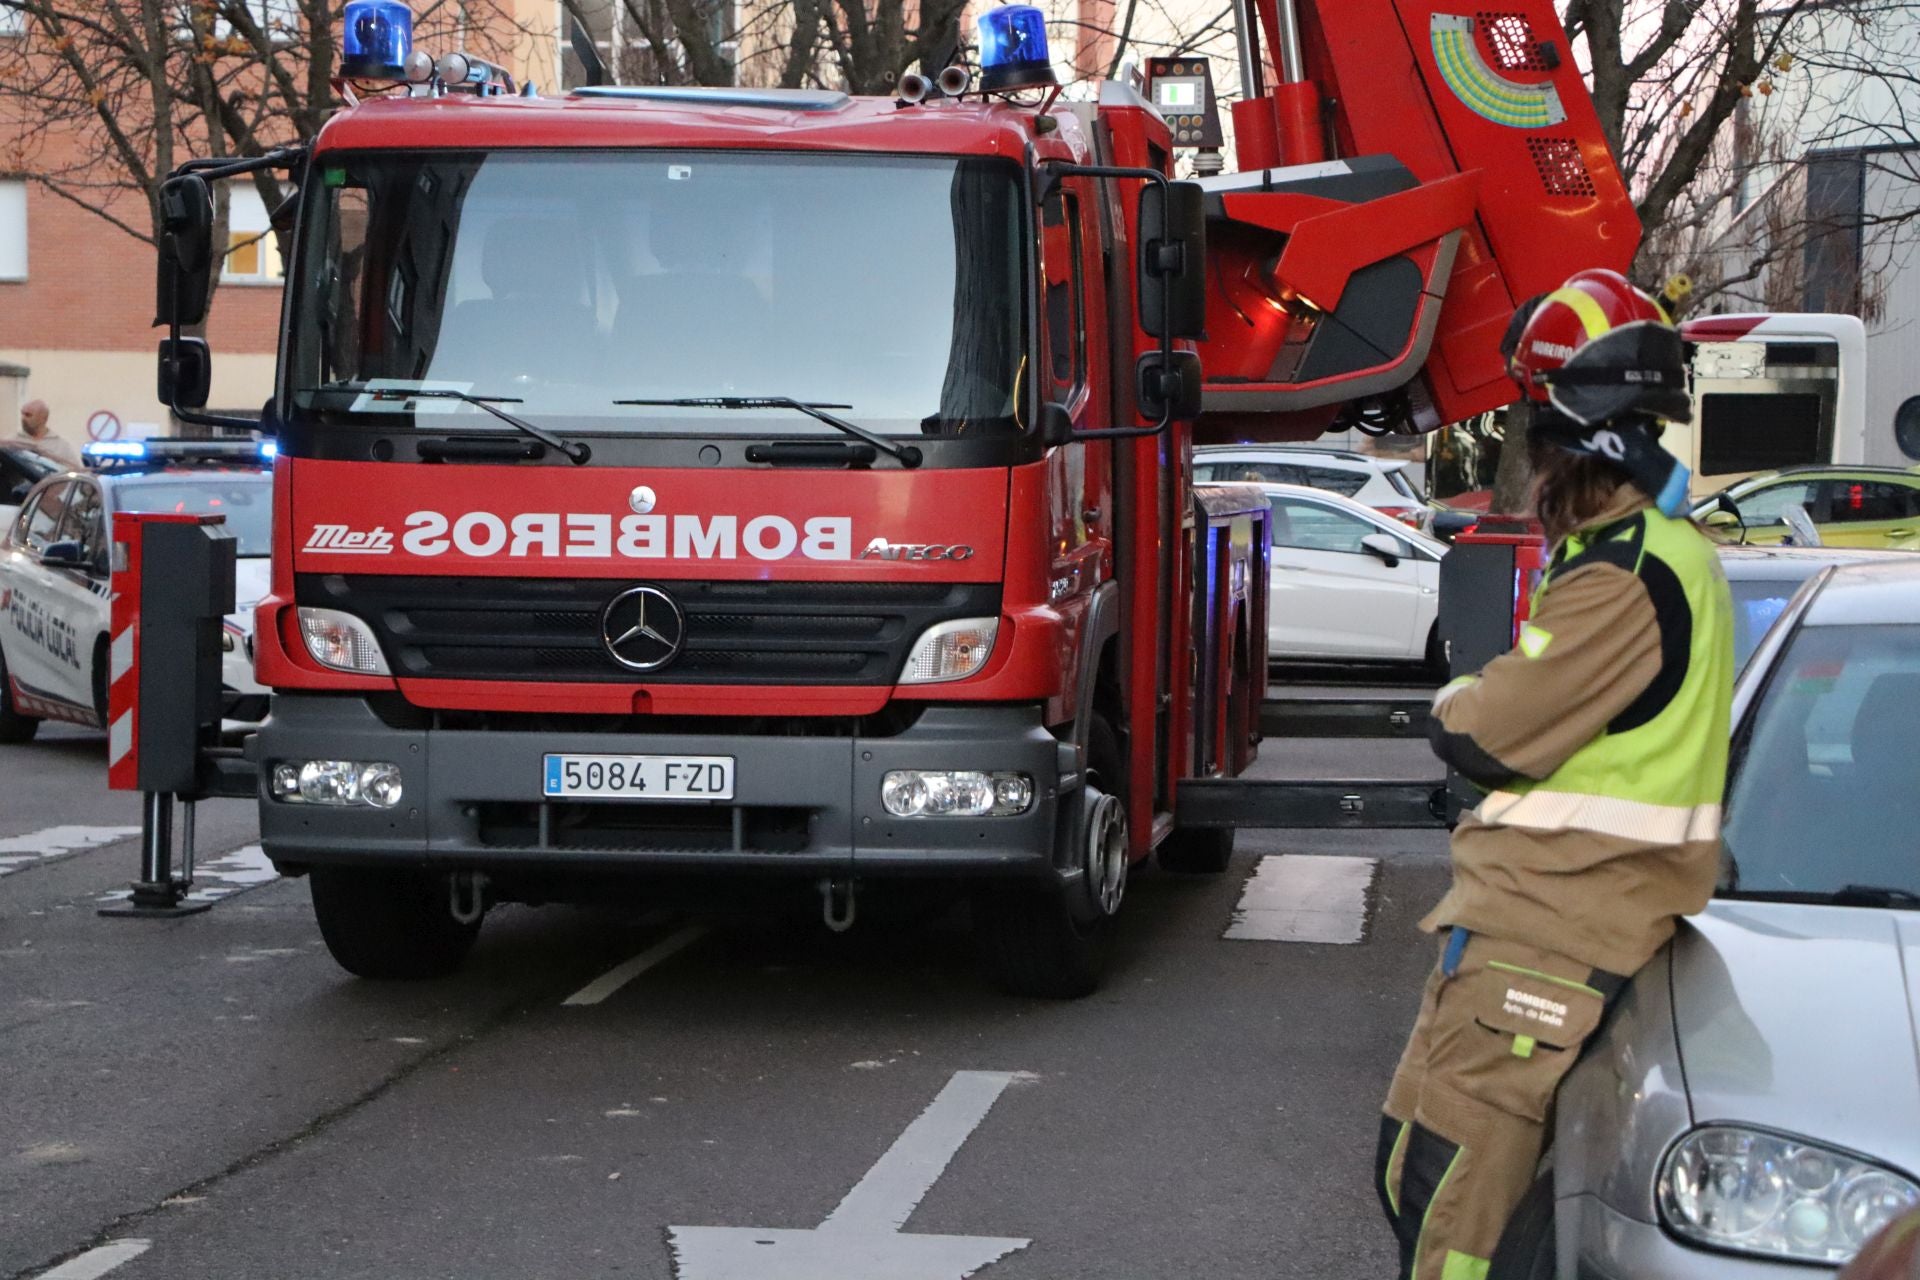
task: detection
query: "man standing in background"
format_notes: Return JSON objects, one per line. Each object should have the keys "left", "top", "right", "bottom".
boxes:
{"left": 10, "top": 399, "right": 81, "bottom": 469}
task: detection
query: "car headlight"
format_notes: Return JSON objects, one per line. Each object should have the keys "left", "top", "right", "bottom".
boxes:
{"left": 297, "top": 607, "right": 390, "bottom": 675}
{"left": 899, "top": 617, "right": 998, "bottom": 684}
{"left": 1659, "top": 1125, "right": 1920, "bottom": 1264}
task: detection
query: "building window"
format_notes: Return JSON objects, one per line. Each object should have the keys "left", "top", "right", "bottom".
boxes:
{"left": 0, "top": 181, "right": 27, "bottom": 281}
{"left": 223, "top": 184, "right": 283, "bottom": 284}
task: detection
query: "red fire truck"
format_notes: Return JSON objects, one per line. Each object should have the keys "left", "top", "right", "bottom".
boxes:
{"left": 149, "top": 0, "right": 1632, "bottom": 994}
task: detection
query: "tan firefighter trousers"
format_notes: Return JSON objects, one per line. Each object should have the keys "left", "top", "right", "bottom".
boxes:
{"left": 1376, "top": 929, "right": 1623, "bottom": 1280}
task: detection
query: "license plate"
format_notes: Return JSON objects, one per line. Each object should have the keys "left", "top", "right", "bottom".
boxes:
{"left": 542, "top": 754, "right": 735, "bottom": 801}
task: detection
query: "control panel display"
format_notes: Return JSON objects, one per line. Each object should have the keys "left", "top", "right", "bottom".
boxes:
{"left": 1143, "top": 58, "right": 1222, "bottom": 148}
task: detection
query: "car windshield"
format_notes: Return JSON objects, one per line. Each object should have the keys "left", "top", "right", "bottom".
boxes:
{"left": 1728, "top": 578, "right": 1799, "bottom": 671}
{"left": 1722, "top": 621, "right": 1920, "bottom": 899}
{"left": 289, "top": 150, "right": 1028, "bottom": 438}
{"left": 114, "top": 477, "right": 272, "bottom": 557}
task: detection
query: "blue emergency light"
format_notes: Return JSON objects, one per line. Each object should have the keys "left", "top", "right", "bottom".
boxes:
{"left": 341, "top": 0, "right": 412, "bottom": 79}
{"left": 977, "top": 5, "right": 1058, "bottom": 95}
{"left": 86, "top": 440, "right": 148, "bottom": 460}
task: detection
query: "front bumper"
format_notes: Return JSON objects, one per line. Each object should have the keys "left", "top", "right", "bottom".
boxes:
{"left": 253, "top": 694, "right": 1074, "bottom": 878}
{"left": 1569, "top": 1195, "right": 1827, "bottom": 1279}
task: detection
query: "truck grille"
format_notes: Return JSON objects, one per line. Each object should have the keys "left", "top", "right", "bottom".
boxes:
{"left": 295, "top": 575, "right": 1000, "bottom": 685}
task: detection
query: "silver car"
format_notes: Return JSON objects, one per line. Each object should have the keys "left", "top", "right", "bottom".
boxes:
{"left": 1493, "top": 559, "right": 1920, "bottom": 1277}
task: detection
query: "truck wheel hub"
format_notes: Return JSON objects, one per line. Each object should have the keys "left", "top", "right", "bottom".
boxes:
{"left": 1084, "top": 790, "right": 1127, "bottom": 918}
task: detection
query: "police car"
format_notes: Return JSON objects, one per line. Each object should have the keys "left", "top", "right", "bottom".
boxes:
{"left": 0, "top": 439, "right": 273, "bottom": 743}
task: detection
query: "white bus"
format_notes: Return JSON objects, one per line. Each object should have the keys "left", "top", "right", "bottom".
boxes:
{"left": 1675, "top": 312, "right": 1911, "bottom": 496}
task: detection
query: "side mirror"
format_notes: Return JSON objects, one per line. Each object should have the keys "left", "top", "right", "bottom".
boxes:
{"left": 1702, "top": 508, "right": 1740, "bottom": 529}
{"left": 1138, "top": 180, "right": 1207, "bottom": 340}
{"left": 1137, "top": 350, "right": 1203, "bottom": 423}
{"left": 158, "top": 337, "right": 213, "bottom": 410}
{"left": 40, "top": 539, "right": 84, "bottom": 567}
{"left": 1431, "top": 509, "right": 1477, "bottom": 542}
{"left": 154, "top": 174, "right": 215, "bottom": 328}
{"left": 1360, "top": 531, "right": 1410, "bottom": 566}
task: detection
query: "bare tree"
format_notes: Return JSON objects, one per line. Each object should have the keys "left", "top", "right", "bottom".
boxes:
{"left": 0, "top": 0, "right": 537, "bottom": 286}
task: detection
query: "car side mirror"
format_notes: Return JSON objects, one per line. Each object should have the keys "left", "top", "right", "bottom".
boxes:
{"left": 1360, "top": 531, "right": 1410, "bottom": 566}
{"left": 1138, "top": 180, "right": 1207, "bottom": 340}
{"left": 158, "top": 336, "right": 213, "bottom": 410}
{"left": 40, "top": 539, "right": 84, "bottom": 567}
{"left": 1702, "top": 508, "right": 1740, "bottom": 529}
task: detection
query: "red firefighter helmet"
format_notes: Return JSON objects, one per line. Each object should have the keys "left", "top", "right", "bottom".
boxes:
{"left": 1503, "top": 269, "right": 1691, "bottom": 426}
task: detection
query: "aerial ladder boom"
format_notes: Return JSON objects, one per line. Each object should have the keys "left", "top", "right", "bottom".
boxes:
{"left": 1171, "top": 0, "right": 1640, "bottom": 442}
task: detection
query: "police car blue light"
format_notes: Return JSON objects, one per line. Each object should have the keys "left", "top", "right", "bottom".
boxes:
{"left": 86, "top": 441, "right": 148, "bottom": 460}
{"left": 977, "top": 5, "right": 1058, "bottom": 94}
{"left": 341, "top": 0, "right": 413, "bottom": 79}
{"left": 258, "top": 440, "right": 278, "bottom": 461}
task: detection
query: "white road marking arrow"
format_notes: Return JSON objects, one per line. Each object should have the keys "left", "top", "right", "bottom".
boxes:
{"left": 669, "top": 1070, "right": 1032, "bottom": 1280}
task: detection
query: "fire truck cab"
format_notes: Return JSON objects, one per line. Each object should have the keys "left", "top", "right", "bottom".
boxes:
{"left": 161, "top": 66, "right": 1271, "bottom": 997}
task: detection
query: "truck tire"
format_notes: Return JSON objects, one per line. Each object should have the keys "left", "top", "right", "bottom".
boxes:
{"left": 309, "top": 866, "right": 481, "bottom": 980}
{"left": 0, "top": 645, "right": 41, "bottom": 743}
{"left": 1157, "top": 824, "right": 1234, "bottom": 874}
{"left": 1425, "top": 624, "right": 1448, "bottom": 682}
{"left": 92, "top": 637, "right": 109, "bottom": 727}
{"left": 974, "top": 717, "right": 1126, "bottom": 999}
{"left": 1486, "top": 1171, "right": 1555, "bottom": 1280}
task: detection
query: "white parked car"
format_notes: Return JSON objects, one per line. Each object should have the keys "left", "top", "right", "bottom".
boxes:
{"left": 1260, "top": 483, "right": 1446, "bottom": 672}
{"left": 0, "top": 441, "right": 272, "bottom": 743}
{"left": 1194, "top": 445, "right": 1429, "bottom": 530}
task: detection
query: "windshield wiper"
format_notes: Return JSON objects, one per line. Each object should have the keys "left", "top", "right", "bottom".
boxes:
{"left": 1720, "top": 883, "right": 1920, "bottom": 909}
{"left": 613, "top": 396, "right": 922, "bottom": 468}
{"left": 1832, "top": 884, "right": 1920, "bottom": 908}
{"left": 305, "top": 383, "right": 591, "bottom": 465}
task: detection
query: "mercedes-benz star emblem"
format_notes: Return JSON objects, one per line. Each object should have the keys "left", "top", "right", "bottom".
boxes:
{"left": 628, "top": 485, "right": 657, "bottom": 514}
{"left": 600, "top": 585, "right": 686, "bottom": 672}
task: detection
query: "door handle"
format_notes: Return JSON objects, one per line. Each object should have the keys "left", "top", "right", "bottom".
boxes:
{"left": 1889, "top": 528, "right": 1915, "bottom": 539}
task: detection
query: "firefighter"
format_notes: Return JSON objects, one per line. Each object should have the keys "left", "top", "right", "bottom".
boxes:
{"left": 1376, "top": 269, "right": 1735, "bottom": 1280}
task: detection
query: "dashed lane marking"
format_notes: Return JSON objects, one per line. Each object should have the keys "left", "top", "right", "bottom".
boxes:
{"left": 95, "top": 843, "right": 278, "bottom": 906}
{"left": 33, "top": 1239, "right": 152, "bottom": 1279}
{"left": 562, "top": 924, "right": 709, "bottom": 1006}
{"left": 1224, "top": 855, "right": 1377, "bottom": 943}
{"left": 0, "top": 826, "right": 141, "bottom": 879}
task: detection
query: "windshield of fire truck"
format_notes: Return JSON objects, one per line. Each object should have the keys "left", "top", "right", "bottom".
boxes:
{"left": 289, "top": 151, "right": 1029, "bottom": 437}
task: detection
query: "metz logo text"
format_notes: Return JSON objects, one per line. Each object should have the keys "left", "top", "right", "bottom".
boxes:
{"left": 304, "top": 525, "right": 396, "bottom": 555}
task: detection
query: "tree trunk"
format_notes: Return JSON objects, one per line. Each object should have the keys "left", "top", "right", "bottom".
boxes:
{"left": 1489, "top": 402, "right": 1534, "bottom": 515}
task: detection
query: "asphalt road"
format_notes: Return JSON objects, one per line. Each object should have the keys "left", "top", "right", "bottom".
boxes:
{"left": 1, "top": 704, "right": 1449, "bottom": 1280}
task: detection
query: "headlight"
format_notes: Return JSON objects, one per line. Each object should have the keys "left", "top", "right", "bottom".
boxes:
{"left": 881, "top": 770, "right": 1033, "bottom": 817}
{"left": 1659, "top": 1126, "right": 1920, "bottom": 1264}
{"left": 899, "top": 617, "right": 998, "bottom": 684}
{"left": 297, "top": 607, "right": 390, "bottom": 675}
{"left": 270, "top": 760, "right": 404, "bottom": 808}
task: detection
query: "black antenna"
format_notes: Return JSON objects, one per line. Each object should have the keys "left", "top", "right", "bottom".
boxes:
{"left": 569, "top": 17, "right": 607, "bottom": 87}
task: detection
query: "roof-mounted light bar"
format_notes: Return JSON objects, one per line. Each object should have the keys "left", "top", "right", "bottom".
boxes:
{"left": 84, "top": 439, "right": 276, "bottom": 468}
